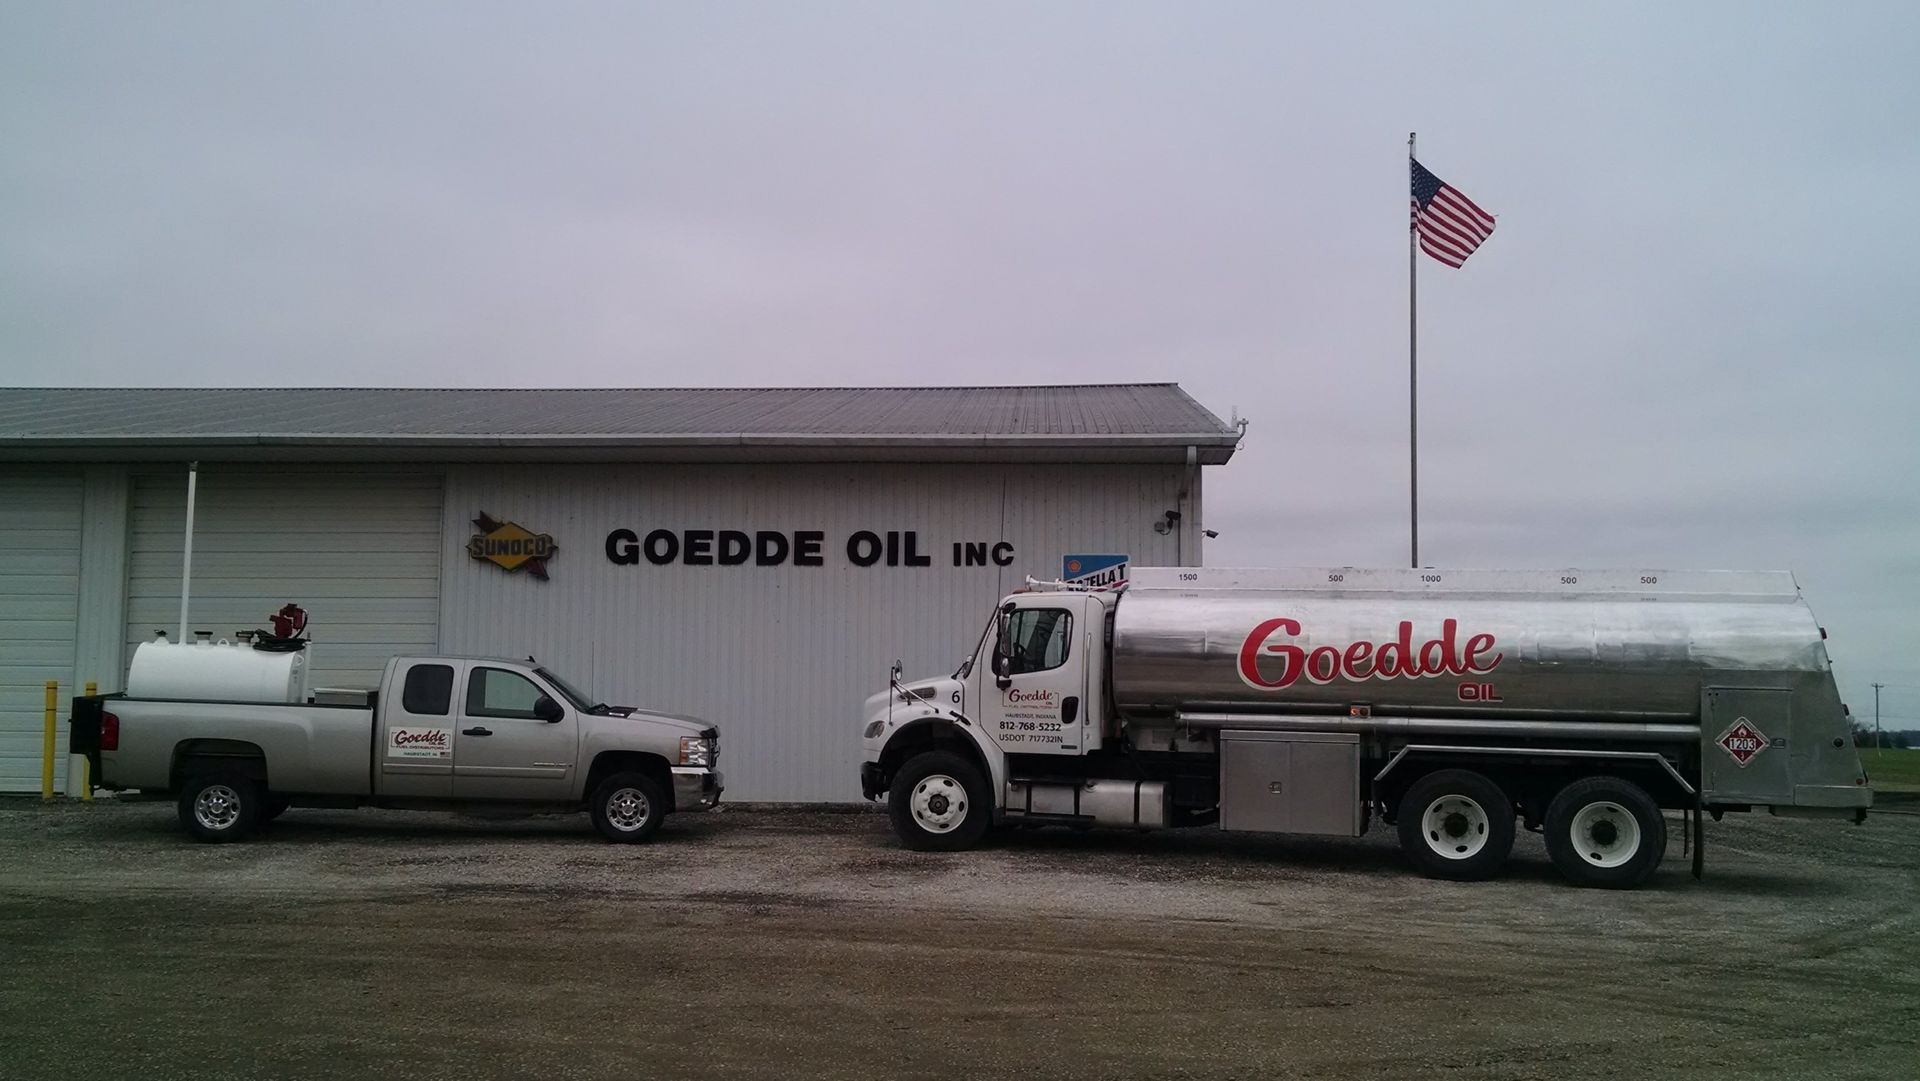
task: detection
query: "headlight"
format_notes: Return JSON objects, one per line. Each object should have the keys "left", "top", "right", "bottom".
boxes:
{"left": 863, "top": 720, "right": 885, "bottom": 739}
{"left": 678, "top": 736, "right": 713, "bottom": 767}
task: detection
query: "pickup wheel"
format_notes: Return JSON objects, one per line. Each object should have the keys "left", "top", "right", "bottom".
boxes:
{"left": 1396, "top": 769, "right": 1516, "bottom": 882}
{"left": 590, "top": 772, "right": 666, "bottom": 843}
{"left": 177, "top": 771, "right": 264, "bottom": 843}
{"left": 888, "top": 750, "right": 990, "bottom": 852}
{"left": 1544, "top": 776, "right": 1667, "bottom": 889}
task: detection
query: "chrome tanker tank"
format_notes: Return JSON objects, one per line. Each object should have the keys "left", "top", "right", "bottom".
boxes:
{"left": 1112, "top": 567, "right": 1838, "bottom": 719}
{"left": 1107, "top": 567, "right": 1868, "bottom": 809}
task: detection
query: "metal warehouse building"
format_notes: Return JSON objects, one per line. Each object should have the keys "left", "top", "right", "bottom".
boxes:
{"left": 0, "top": 384, "right": 1239, "bottom": 801}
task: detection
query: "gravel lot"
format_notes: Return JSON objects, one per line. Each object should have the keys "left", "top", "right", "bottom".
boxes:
{"left": 1, "top": 799, "right": 1915, "bottom": 1081}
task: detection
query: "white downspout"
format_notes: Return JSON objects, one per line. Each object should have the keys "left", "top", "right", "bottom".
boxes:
{"left": 1175, "top": 445, "right": 1196, "bottom": 566}
{"left": 177, "top": 461, "right": 198, "bottom": 641}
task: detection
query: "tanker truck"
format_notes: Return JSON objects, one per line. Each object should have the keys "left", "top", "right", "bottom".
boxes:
{"left": 857, "top": 567, "right": 1872, "bottom": 888}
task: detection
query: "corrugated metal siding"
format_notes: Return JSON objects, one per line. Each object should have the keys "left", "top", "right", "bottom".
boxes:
{"left": 0, "top": 473, "right": 82, "bottom": 792}
{"left": 438, "top": 463, "right": 1187, "bottom": 801}
{"left": 75, "top": 468, "right": 131, "bottom": 694}
{"left": 125, "top": 469, "right": 443, "bottom": 688}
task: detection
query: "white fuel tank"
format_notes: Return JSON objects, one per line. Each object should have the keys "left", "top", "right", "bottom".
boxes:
{"left": 127, "top": 635, "right": 312, "bottom": 704}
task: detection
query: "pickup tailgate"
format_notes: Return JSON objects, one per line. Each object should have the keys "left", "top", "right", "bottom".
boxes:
{"left": 68, "top": 693, "right": 109, "bottom": 788}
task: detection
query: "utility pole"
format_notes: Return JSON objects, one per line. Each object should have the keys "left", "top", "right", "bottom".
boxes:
{"left": 1872, "top": 682, "right": 1884, "bottom": 749}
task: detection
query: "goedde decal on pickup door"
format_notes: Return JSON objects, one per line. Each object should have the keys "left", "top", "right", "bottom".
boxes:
{"left": 388, "top": 727, "right": 453, "bottom": 760}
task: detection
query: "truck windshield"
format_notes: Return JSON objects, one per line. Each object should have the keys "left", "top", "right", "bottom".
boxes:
{"left": 537, "top": 667, "right": 605, "bottom": 714}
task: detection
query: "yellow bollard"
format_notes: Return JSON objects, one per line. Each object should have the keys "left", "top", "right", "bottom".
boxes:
{"left": 81, "top": 682, "right": 98, "bottom": 801}
{"left": 42, "top": 681, "right": 57, "bottom": 801}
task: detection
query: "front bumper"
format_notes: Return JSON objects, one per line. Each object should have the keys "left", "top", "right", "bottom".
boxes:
{"left": 671, "top": 767, "right": 723, "bottom": 811}
{"left": 860, "top": 761, "right": 885, "bottom": 801}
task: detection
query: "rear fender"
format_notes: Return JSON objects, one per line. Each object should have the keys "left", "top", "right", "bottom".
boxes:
{"left": 171, "top": 739, "right": 269, "bottom": 790}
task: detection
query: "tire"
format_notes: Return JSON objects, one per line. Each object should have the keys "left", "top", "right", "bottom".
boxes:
{"left": 887, "top": 750, "right": 991, "bottom": 852}
{"left": 1544, "top": 776, "right": 1667, "bottom": 889}
{"left": 1395, "top": 769, "right": 1516, "bottom": 882}
{"left": 590, "top": 772, "right": 667, "bottom": 844}
{"left": 177, "top": 770, "right": 264, "bottom": 843}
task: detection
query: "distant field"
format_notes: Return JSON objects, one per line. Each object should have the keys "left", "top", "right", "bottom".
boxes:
{"left": 1861, "top": 747, "right": 1920, "bottom": 791}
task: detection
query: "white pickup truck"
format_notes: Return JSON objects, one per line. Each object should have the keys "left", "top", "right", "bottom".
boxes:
{"left": 74, "top": 654, "right": 722, "bottom": 843}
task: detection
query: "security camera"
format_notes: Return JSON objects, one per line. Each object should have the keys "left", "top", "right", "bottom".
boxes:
{"left": 1202, "top": 529, "right": 1219, "bottom": 539}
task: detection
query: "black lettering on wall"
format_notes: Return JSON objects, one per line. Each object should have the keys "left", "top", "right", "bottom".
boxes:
{"left": 719, "top": 530, "right": 751, "bottom": 565}
{"left": 684, "top": 529, "right": 715, "bottom": 566}
{"left": 643, "top": 529, "right": 679, "bottom": 565}
{"left": 794, "top": 530, "right": 825, "bottom": 566}
{"left": 847, "top": 531, "right": 882, "bottom": 567}
{"left": 991, "top": 542, "right": 1015, "bottom": 567}
{"left": 755, "top": 531, "right": 790, "bottom": 566}
{"left": 904, "top": 530, "right": 931, "bottom": 566}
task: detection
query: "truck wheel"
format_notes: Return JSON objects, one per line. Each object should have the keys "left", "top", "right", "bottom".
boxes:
{"left": 177, "top": 771, "right": 263, "bottom": 843}
{"left": 590, "top": 772, "right": 666, "bottom": 843}
{"left": 888, "top": 750, "right": 990, "bottom": 852}
{"left": 1396, "top": 769, "right": 1515, "bottom": 881}
{"left": 1544, "top": 776, "right": 1667, "bottom": 889}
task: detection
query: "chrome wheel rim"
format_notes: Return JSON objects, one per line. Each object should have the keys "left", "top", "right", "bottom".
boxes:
{"left": 910, "top": 774, "right": 967, "bottom": 834}
{"left": 1570, "top": 801, "right": 1641, "bottom": 868}
{"left": 1421, "top": 794, "right": 1490, "bottom": 860}
{"left": 194, "top": 785, "right": 243, "bottom": 831}
{"left": 605, "top": 787, "right": 652, "bottom": 832}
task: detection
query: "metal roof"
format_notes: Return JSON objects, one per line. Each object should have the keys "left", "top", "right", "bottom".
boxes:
{"left": 0, "top": 384, "right": 1240, "bottom": 464}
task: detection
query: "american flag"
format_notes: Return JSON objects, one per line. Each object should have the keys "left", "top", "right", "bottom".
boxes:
{"left": 1410, "top": 157, "right": 1495, "bottom": 268}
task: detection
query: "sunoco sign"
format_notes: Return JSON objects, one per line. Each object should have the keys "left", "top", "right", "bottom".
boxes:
{"left": 468, "top": 512, "right": 558, "bottom": 580}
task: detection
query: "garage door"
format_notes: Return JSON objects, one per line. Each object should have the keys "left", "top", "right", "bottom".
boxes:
{"left": 126, "top": 470, "right": 443, "bottom": 690}
{"left": 0, "top": 474, "right": 83, "bottom": 793}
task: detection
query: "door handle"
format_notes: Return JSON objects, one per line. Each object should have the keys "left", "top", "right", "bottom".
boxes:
{"left": 462, "top": 726, "right": 493, "bottom": 737}
{"left": 1062, "top": 696, "right": 1080, "bottom": 725}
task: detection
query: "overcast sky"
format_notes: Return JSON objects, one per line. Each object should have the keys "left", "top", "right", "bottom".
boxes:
{"left": 3, "top": 2, "right": 1917, "bottom": 724}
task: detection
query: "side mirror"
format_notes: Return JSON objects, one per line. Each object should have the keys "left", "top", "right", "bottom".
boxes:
{"left": 890, "top": 659, "right": 904, "bottom": 682}
{"left": 991, "top": 651, "right": 1012, "bottom": 687}
{"left": 534, "top": 695, "right": 564, "bottom": 723}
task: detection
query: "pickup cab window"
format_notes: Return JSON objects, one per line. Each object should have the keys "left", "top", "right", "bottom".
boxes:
{"left": 465, "top": 668, "right": 549, "bottom": 720}
{"left": 401, "top": 664, "right": 455, "bottom": 716}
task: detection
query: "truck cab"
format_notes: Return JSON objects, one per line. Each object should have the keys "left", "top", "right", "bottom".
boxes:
{"left": 860, "top": 589, "right": 1122, "bottom": 840}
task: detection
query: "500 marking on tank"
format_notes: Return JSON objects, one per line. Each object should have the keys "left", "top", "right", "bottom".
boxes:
{"left": 1237, "top": 618, "right": 1505, "bottom": 690}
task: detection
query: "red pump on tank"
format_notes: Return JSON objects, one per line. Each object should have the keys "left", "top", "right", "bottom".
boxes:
{"left": 269, "top": 604, "right": 307, "bottom": 640}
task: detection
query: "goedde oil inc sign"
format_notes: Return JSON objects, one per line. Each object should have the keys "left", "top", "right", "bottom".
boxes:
{"left": 605, "top": 528, "right": 1014, "bottom": 569}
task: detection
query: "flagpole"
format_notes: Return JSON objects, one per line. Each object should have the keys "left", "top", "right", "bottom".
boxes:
{"left": 1408, "top": 131, "right": 1419, "bottom": 569}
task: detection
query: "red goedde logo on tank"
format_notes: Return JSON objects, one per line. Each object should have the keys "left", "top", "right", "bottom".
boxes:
{"left": 1237, "top": 618, "right": 1505, "bottom": 699}
{"left": 1717, "top": 718, "right": 1770, "bottom": 767}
